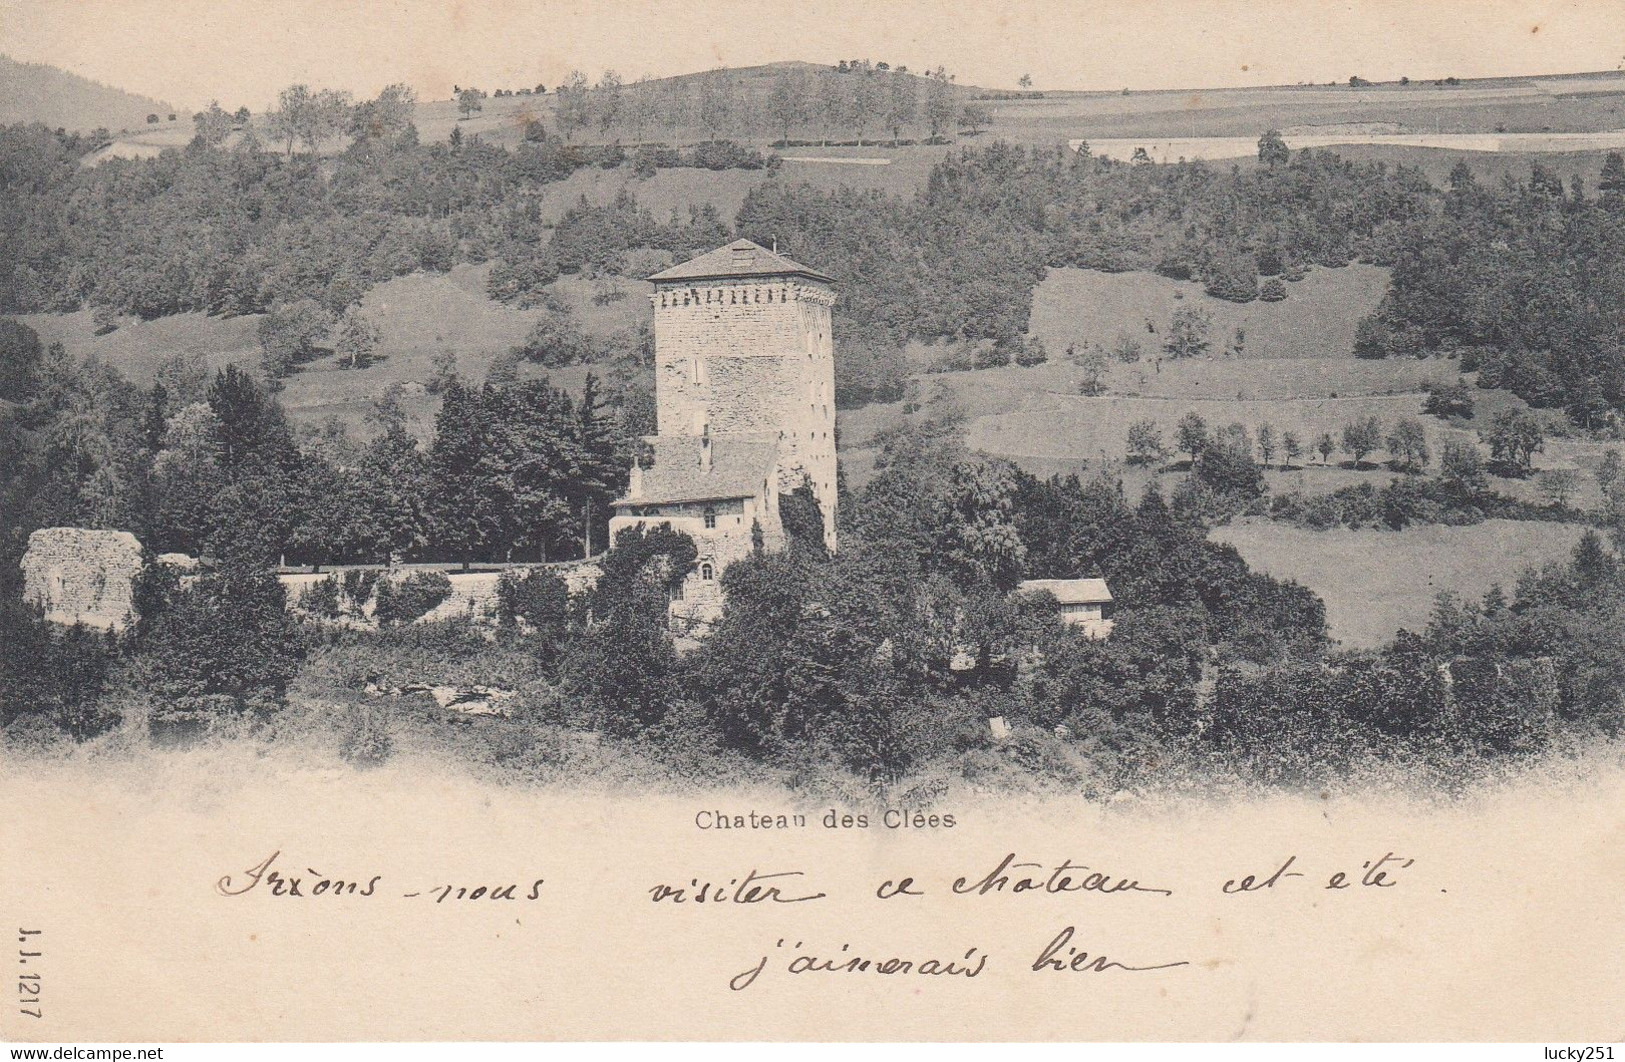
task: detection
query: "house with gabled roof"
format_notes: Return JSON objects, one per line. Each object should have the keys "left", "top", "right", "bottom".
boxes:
{"left": 1016, "top": 578, "right": 1116, "bottom": 639}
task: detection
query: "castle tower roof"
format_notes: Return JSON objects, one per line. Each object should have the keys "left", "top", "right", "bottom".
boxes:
{"left": 647, "top": 239, "right": 833, "bottom": 285}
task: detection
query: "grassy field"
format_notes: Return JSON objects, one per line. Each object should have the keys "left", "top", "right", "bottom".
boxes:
{"left": 1029, "top": 263, "right": 1392, "bottom": 362}
{"left": 909, "top": 264, "right": 1470, "bottom": 476}
{"left": 418, "top": 69, "right": 1625, "bottom": 147}
{"left": 989, "top": 73, "right": 1625, "bottom": 142}
{"left": 1211, "top": 517, "right": 1588, "bottom": 649}
{"left": 22, "top": 264, "right": 641, "bottom": 440}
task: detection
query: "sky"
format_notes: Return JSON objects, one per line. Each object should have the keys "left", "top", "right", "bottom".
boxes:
{"left": 2, "top": 0, "right": 1622, "bottom": 110}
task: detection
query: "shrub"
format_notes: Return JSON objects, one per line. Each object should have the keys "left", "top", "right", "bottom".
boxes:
{"left": 512, "top": 309, "right": 593, "bottom": 367}
{"left": 1202, "top": 251, "right": 1260, "bottom": 302}
{"left": 1013, "top": 335, "right": 1048, "bottom": 366}
{"left": 684, "top": 140, "right": 767, "bottom": 170}
{"left": 618, "top": 247, "right": 675, "bottom": 279}
{"left": 300, "top": 576, "right": 342, "bottom": 619}
{"left": 486, "top": 253, "right": 561, "bottom": 304}
{"left": 342, "top": 570, "right": 379, "bottom": 609}
{"left": 1259, "top": 277, "right": 1287, "bottom": 302}
{"left": 374, "top": 571, "right": 452, "bottom": 625}
{"left": 338, "top": 701, "right": 394, "bottom": 767}
{"left": 1422, "top": 379, "right": 1475, "bottom": 420}
{"left": 496, "top": 568, "right": 571, "bottom": 645}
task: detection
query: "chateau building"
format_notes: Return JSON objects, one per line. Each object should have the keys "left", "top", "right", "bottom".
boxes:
{"left": 608, "top": 239, "right": 840, "bottom": 630}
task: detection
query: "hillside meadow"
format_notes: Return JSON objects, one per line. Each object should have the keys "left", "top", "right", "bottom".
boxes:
{"left": 1028, "top": 263, "right": 1392, "bottom": 362}
{"left": 1211, "top": 516, "right": 1590, "bottom": 648}
{"left": 22, "top": 264, "right": 645, "bottom": 440}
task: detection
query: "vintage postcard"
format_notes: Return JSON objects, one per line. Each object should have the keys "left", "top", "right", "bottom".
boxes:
{"left": 4, "top": 0, "right": 1625, "bottom": 1047}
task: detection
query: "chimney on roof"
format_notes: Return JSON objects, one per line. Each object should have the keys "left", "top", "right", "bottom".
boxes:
{"left": 628, "top": 456, "right": 643, "bottom": 498}
{"left": 700, "top": 424, "right": 712, "bottom": 473}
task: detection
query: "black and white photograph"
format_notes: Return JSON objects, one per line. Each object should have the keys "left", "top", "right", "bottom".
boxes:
{"left": 3, "top": 0, "right": 1625, "bottom": 1048}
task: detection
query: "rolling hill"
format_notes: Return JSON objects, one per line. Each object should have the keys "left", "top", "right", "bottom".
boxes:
{"left": 0, "top": 54, "right": 178, "bottom": 132}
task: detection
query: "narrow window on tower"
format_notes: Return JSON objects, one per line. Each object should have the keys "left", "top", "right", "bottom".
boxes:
{"left": 703, "top": 505, "right": 716, "bottom": 529}
{"left": 701, "top": 563, "right": 714, "bottom": 581}
{"left": 691, "top": 357, "right": 700, "bottom": 384}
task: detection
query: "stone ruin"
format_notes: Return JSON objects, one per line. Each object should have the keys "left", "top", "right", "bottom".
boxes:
{"left": 20, "top": 527, "right": 145, "bottom": 631}
{"left": 19, "top": 524, "right": 605, "bottom": 634}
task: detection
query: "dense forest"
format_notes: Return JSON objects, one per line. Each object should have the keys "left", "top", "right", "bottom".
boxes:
{"left": 0, "top": 321, "right": 629, "bottom": 568}
{"left": 1356, "top": 156, "right": 1625, "bottom": 427}
{"left": 7, "top": 103, "right": 1625, "bottom": 425}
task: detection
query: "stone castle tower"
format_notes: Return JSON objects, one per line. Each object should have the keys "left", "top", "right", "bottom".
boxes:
{"left": 647, "top": 239, "right": 838, "bottom": 545}
{"left": 608, "top": 239, "right": 839, "bottom": 629}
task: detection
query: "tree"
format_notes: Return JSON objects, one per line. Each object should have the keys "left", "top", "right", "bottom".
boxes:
{"left": 562, "top": 524, "right": 694, "bottom": 733}
{"left": 1316, "top": 431, "right": 1337, "bottom": 465}
{"left": 1018, "top": 74, "right": 1033, "bottom": 89}
{"left": 1600, "top": 151, "right": 1625, "bottom": 206}
{"left": 1487, "top": 408, "right": 1543, "bottom": 475}
{"left": 556, "top": 70, "right": 591, "bottom": 140}
{"left": 0, "top": 317, "right": 43, "bottom": 400}
{"left": 352, "top": 424, "right": 430, "bottom": 562}
{"left": 885, "top": 73, "right": 918, "bottom": 142}
{"left": 1164, "top": 306, "right": 1212, "bottom": 359}
{"left": 768, "top": 68, "right": 801, "bottom": 143}
{"left": 1341, "top": 416, "right": 1383, "bottom": 468}
{"left": 959, "top": 103, "right": 993, "bottom": 135}
{"left": 351, "top": 83, "right": 417, "bottom": 142}
{"left": 626, "top": 75, "right": 659, "bottom": 142}
{"left": 512, "top": 307, "right": 591, "bottom": 367}
{"left": 132, "top": 526, "right": 304, "bottom": 720}
{"left": 1194, "top": 423, "right": 1264, "bottom": 498}
{"left": 1281, "top": 431, "right": 1302, "bottom": 469}
{"left": 1422, "top": 379, "right": 1475, "bottom": 419}
{"left": 594, "top": 70, "right": 624, "bottom": 132}
{"left": 457, "top": 87, "right": 486, "bottom": 119}
{"left": 268, "top": 84, "right": 352, "bottom": 155}
{"left": 1257, "top": 129, "right": 1289, "bottom": 167}
{"left": 192, "top": 101, "right": 233, "bottom": 147}
{"left": 1537, "top": 468, "right": 1580, "bottom": 508}
{"left": 1256, "top": 422, "right": 1277, "bottom": 468}
{"left": 938, "top": 458, "right": 1027, "bottom": 591}
{"left": 571, "top": 373, "right": 627, "bottom": 557}
{"left": 334, "top": 306, "right": 380, "bottom": 370}
{"left": 1175, "top": 412, "right": 1208, "bottom": 464}
{"left": 699, "top": 72, "right": 734, "bottom": 139}
{"left": 1438, "top": 439, "right": 1488, "bottom": 500}
{"left": 427, "top": 378, "right": 500, "bottom": 566}
{"left": 1075, "top": 346, "right": 1108, "bottom": 395}
{"left": 1597, "top": 449, "right": 1622, "bottom": 496}
{"left": 1126, "top": 420, "right": 1168, "bottom": 467}
{"left": 923, "top": 77, "right": 956, "bottom": 139}
{"left": 257, "top": 299, "right": 333, "bottom": 377}
{"left": 427, "top": 348, "right": 458, "bottom": 394}
{"left": 849, "top": 70, "right": 884, "bottom": 142}
{"left": 1385, "top": 417, "right": 1430, "bottom": 472}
